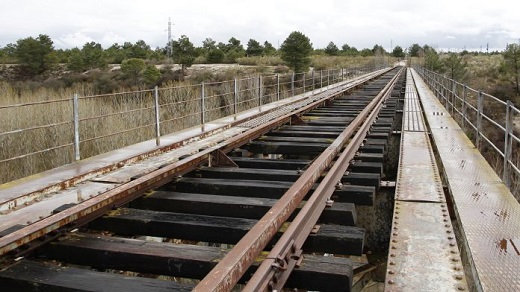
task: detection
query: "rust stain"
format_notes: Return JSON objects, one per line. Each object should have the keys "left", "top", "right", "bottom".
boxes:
{"left": 496, "top": 239, "right": 508, "bottom": 254}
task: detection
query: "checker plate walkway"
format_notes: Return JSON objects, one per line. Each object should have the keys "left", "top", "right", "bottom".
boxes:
{"left": 412, "top": 68, "right": 520, "bottom": 291}
{"left": 385, "top": 70, "right": 467, "bottom": 291}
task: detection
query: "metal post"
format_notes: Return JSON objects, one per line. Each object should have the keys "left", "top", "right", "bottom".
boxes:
{"left": 291, "top": 73, "right": 295, "bottom": 96}
{"left": 503, "top": 101, "right": 513, "bottom": 188}
{"left": 234, "top": 78, "right": 238, "bottom": 119}
{"left": 462, "top": 85, "right": 467, "bottom": 131}
{"left": 312, "top": 70, "right": 315, "bottom": 92}
{"left": 451, "top": 80, "right": 456, "bottom": 116}
{"left": 327, "top": 69, "right": 330, "bottom": 86}
{"left": 258, "top": 75, "right": 262, "bottom": 110}
{"left": 73, "top": 93, "right": 80, "bottom": 161}
{"left": 476, "top": 91, "right": 483, "bottom": 150}
{"left": 154, "top": 86, "right": 161, "bottom": 146}
{"left": 201, "top": 82, "right": 205, "bottom": 131}
{"left": 303, "top": 72, "right": 306, "bottom": 94}
{"left": 276, "top": 74, "right": 280, "bottom": 101}
{"left": 320, "top": 70, "right": 323, "bottom": 89}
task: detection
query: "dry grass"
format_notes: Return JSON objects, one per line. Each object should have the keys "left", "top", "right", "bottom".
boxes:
{"left": 1, "top": 59, "right": 372, "bottom": 184}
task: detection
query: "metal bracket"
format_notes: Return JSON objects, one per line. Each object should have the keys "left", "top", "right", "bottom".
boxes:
{"left": 209, "top": 149, "right": 238, "bottom": 168}
{"left": 290, "top": 114, "right": 307, "bottom": 125}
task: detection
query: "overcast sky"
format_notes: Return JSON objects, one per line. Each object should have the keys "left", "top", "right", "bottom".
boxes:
{"left": 1, "top": 0, "right": 518, "bottom": 52}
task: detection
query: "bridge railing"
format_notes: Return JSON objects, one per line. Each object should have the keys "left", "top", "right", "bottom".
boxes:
{"left": 415, "top": 66, "right": 520, "bottom": 196}
{"left": 0, "top": 64, "right": 384, "bottom": 184}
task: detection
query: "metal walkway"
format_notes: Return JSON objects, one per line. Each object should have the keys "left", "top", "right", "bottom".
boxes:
{"left": 385, "top": 69, "right": 467, "bottom": 291}
{"left": 412, "top": 68, "right": 520, "bottom": 291}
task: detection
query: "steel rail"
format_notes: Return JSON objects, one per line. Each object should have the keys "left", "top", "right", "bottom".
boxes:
{"left": 194, "top": 68, "right": 402, "bottom": 292}
{"left": 244, "top": 67, "right": 403, "bottom": 291}
{"left": 0, "top": 69, "right": 389, "bottom": 259}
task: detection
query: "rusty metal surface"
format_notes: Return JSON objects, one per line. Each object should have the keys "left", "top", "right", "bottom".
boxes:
{"left": 194, "top": 68, "right": 400, "bottom": 292}
{"left": 242, "top": 68, "right": 403, "bottom": 291}
{"left": 385, "top": 201, "right": 467, "bottom": 291}
{"left": 413, "top": 68, "right": 520, "bottom": 291}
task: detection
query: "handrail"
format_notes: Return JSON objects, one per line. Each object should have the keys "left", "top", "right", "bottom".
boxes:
{"left": 414, "top": 66, "right": 520, "bottom": 195}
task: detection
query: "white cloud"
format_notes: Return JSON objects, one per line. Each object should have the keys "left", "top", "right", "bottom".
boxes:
{"left": 0, "top": 0, "right": 518, "bottom": 51}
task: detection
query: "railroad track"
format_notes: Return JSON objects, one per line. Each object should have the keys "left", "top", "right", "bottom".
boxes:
{"left": 0, "top": 67, "right": 405, "bottom": 291}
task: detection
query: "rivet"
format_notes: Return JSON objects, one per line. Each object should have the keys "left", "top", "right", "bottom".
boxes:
{"left": 388, "top": 280, "right": 395, "bottom": 285}
{"left": 458, "top": 286, "right": 466, "bottom": 291}
{"left": 388, "top": 270, "right": 395, "bottom": 275}
{"left": 395, "top": 216, "right": 399, "bottom": 220}
{"left": 389, "top": 261, "right": 396, "bottom": 266}
{"left": 448, "top": 236, "right": 454, "bottom": 240}
{"left": 450, "top": 243, "right": 456, "bottom": 247}
{"left": 392, "top": 233, "right": 398, "bottom": 236}
{"left": 395, "top": 211, "right": 400, "bottom": 214}
{"left": 390, "top": 254, "right": 396, "bottom": 257}
{"left": 445, "top": 224, "right": 450, "bottom": 228}
{"left": 451, "top": 250, "right": 457, "bottom": 254}
{"left": 456, "top": 275, "right": 464, "bottom": 280}
{"left": 392, "top": 239, "right": 398, "bottom": 243}
{"left": 452, "top": 258, "right": 459, "bottom": 262}
{"left": 454, "top": 267, "right": 461, "bottom": 271}
{"left": 447, "top": 230, "right": 452, "bottom": 234}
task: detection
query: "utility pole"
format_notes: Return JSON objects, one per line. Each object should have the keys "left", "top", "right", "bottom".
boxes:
{"left": 167, "top": 17, "right": 174, "bottom": 58}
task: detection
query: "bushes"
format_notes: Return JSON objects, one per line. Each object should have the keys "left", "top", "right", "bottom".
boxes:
{"left": 236, "top": 56, "right": 283, "bottom": 66}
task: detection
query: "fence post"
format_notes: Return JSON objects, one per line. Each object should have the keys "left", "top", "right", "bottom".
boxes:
{"left": 73, "top": 93, "right": 80, "bottom": 161}
{"left": 462, "top": 85, "right": 467, "bottom": 131}
{"left": 327, "top": 69, "right": 330, "bottom": 86}
{"left": 451, "top": 80, "right": 456, "bottom": 116}
{"left": 291, "top": 72, "right": 295, "bottom": 96}
{"left": 258, "top": 75, "right": 262, "bottom": 110}
{"left": 476, "top": 91, "right": 483, "bottom": 150}
{"left": 234, "top": 78, "right": 238, "bottom": 119}
{"left": 303, "top": 72, "right": 306, "bottom": 94}
{"left": 312, "top": 70, "right": 315, "bottom": 92}
{"left": 320, "top": 70, "right": 323, "bottom": 89}
{"left": 154, "top": 86, "right": 161, "bottom": 146}
{"left": 201, "top": 82, "right": 205, "bottom": 131}
{"left": 503, "top": 101, "right": 513, "bottom": 188}
{"left": 277, "top": 74, "right": 280, "bottom": 101}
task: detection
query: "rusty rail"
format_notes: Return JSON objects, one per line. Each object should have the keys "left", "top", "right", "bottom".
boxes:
{"left": 244, "top": 67, "right": 402, "bottom": 291}
{"left": 194, "top": 68, "right": 403, "bottom": 291}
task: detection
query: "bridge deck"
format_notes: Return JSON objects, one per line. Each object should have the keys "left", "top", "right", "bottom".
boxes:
{"left": 385, "top": 69, "right": 467, "bottom": 291}
{"left": 412, "top": 68, "right": 520, "bottom": 291}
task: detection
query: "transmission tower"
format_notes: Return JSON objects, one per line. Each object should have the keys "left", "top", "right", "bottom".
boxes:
{"left": 167, "top": 18, "right": 174, "bottom": 58}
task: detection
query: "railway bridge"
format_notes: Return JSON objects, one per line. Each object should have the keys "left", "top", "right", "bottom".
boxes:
{"left": 0, "top": 65, "right": 519, "bottom": 291}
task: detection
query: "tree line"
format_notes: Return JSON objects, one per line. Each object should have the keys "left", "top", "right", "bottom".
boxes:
{"left": 0, "top": 32, "right": 407, "bottom": 77}
{"left": 1, "top": 31, "right": 518, "bottom": 96}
